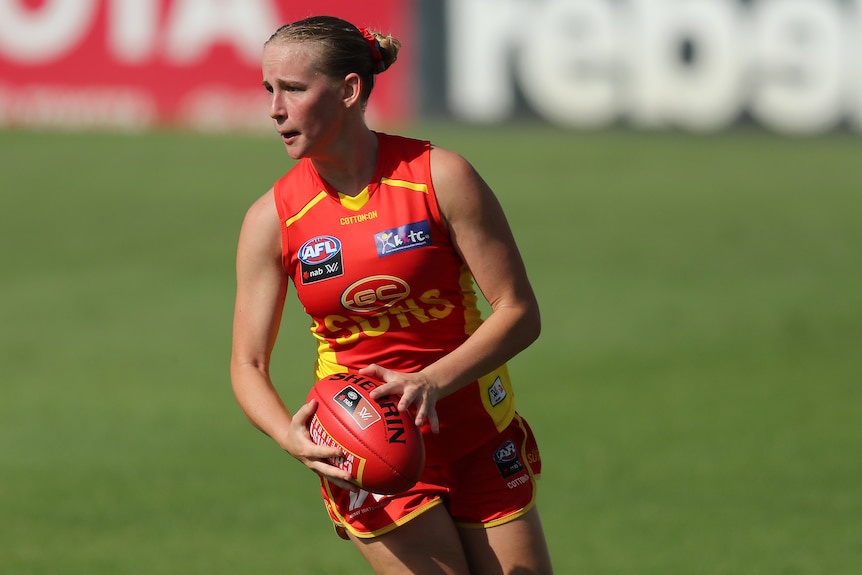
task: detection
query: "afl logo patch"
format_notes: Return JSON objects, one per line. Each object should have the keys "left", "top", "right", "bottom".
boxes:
{"left": 493, "top": 439, "right": 525, "bottom": 478}
{"left": 299, "top": 236, "right": 344, "bottom": 284}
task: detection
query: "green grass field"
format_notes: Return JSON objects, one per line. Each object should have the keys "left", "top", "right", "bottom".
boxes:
{"left": 2, "top": 124, "right": 860, "bottom": 574}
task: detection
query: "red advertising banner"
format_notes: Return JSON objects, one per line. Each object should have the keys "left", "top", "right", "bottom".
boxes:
{"left": 0, "top": 0, "right": 414, "bottom": 131}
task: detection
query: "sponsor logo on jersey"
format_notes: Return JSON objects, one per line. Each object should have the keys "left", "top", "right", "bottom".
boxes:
{"left": 298, "top": 235, "right": 344, "bottom": 284}
{"left": 333, "top": 386, "right": 382, "bottom": 430}
{"left": 341, "top": 275, "right": 410, "bottom": 313}
{"left": 324, "top": 287, "right": 456, "bottom": 345}
{"left": 493, "top": 439, "right": 525, "bottom": 478}
{"left": 374, "top": 220, "right": 432, "bottom": 257}
{"left": 488, "top": 376, "right": 507, "bottom": 407}
{"left": 340, "top": 210, "right": 379, "bottom": 226}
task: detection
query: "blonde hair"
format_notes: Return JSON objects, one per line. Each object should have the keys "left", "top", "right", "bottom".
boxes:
{"left": 266, "top": 16, "right": 401, "bottom": 103}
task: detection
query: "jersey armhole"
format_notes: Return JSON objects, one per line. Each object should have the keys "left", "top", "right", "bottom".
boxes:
{"left": 424, "top": 143, "right": 448, "bottom": 232}
{"left": 271, "top": 178, "right": 292, "bottom": 274}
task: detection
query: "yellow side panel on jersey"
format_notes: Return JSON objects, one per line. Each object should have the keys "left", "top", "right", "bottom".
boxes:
{"left": 458, "top": 265, "right": 482, "bottom": 336}
{"left": 477, "top": 365, "right": 516, "bottom": 433}
{"left": 311, "top": 318, "right": 347, "bottom": 381}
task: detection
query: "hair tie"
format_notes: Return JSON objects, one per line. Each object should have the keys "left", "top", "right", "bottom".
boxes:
{"left": 360, "top": 28, "right": 387, "bottom": 73}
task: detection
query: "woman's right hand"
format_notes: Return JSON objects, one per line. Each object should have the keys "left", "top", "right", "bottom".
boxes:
{"left": 285, "top": 399, "right": 359, "bottom": 492}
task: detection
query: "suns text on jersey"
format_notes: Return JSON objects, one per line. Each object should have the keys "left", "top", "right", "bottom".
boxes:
{"left": 320, "top": 288, "right": 454, "bottom": 345}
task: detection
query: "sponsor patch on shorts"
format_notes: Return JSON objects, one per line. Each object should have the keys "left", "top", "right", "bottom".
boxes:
{"left": 493, "top": 439, "right": 525, "bottom": 478}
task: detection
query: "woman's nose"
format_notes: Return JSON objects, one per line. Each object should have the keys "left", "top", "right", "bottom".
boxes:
{"left": 269, "top": 94, "right": 285, "bottom": 119}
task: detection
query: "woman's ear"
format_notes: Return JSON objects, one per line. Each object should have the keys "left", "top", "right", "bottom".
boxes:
{"left": 342, "top": 73, "right": 363, "bottom": 108}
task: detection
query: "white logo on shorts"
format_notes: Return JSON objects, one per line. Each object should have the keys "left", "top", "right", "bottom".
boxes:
{"left": 348, "top": 489, "right": 387, "bottom": 511}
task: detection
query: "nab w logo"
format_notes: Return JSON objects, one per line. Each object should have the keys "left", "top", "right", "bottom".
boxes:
{"left": 298, "top": 235, "right": 344, "bottom": 285}
{"left": 333, "top": 386, "right": 382, "bottom": 430}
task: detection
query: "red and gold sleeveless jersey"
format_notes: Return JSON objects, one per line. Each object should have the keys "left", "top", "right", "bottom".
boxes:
{"left": 272, "top": 133, "right": 516, "bottom": 462}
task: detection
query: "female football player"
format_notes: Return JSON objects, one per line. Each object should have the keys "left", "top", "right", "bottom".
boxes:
{"left": 230, "top": 15, "right": 553, "bottom": 574}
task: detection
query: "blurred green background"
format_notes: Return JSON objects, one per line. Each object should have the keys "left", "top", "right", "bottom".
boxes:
{"left": 1, "top": 124, "right": 860, "bottom": 574}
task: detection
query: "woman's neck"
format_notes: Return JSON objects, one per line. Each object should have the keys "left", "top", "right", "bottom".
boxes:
{"left": 312, "top": 128, "right": 379, "bottom": 197}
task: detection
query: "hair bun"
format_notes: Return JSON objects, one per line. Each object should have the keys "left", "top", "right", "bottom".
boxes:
{"left": 361, "top": 28, "right": 401, "bottom": 73}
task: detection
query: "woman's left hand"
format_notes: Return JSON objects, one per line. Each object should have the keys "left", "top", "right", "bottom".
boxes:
{"left": 360, "top": 364, "right": 440, "bottom": 434}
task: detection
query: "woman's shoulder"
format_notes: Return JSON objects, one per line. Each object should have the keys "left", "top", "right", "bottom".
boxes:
{"left": 429, "top": 145, "right": 480, "bottom": 188}
{"left": 242, "top": 187, "right": 278, "bottom": 228}
{"left": 376, "top": 131, "right": 431, "bottom": 160}
{"left": 376, "top": 131, "right": 428, "bottom": 147}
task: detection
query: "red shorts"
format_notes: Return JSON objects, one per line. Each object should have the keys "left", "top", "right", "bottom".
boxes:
{"left": 320, "top": 412, "right": 542, "bottom": 539}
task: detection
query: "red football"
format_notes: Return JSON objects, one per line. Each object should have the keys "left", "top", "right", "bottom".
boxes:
{"left": 307, "top": 372, "right": 425, "bottom": 495}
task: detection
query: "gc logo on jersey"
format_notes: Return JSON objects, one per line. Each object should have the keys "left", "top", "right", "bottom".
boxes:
{"left": 341, "top": 275, "right": 410, "bottom": 313}
{"left": 299, "top": 235, "right": 344, "bottom": 284}
{"left": 374, "top": 220, "right": 432, "bottom": 257}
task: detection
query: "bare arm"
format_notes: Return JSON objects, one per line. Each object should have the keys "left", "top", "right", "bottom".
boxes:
{"left": 365, "top": 147, "right": 541, "bottom": 430}
{"left": 230, "top": 189, "right": 354, "bottom": 488}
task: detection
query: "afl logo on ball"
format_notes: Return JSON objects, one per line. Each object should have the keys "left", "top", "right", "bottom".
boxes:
{"left": 333, "top": 386, "right": 382, "bottom": 430}
{"left": 299, "top": 235, "right": 343, "bottom": 284}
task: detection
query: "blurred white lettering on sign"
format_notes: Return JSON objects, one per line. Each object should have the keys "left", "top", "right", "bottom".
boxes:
{"left": 447, "top": 0, "right": 862, "bottom": 134}
{"left": 0, "top": 0, "right": 275, "bottom": 64}
{"left": 0, "top": 0, "right": 413, "bottom": 130}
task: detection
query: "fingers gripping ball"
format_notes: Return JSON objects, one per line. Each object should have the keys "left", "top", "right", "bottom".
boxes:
{"left": 307, "top": 372, "right": 425, "bottom": 495}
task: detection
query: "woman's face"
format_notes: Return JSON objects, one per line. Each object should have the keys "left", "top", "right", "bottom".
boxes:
{"left": 262, "top": 41, "right": 348, "bottom": 160}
